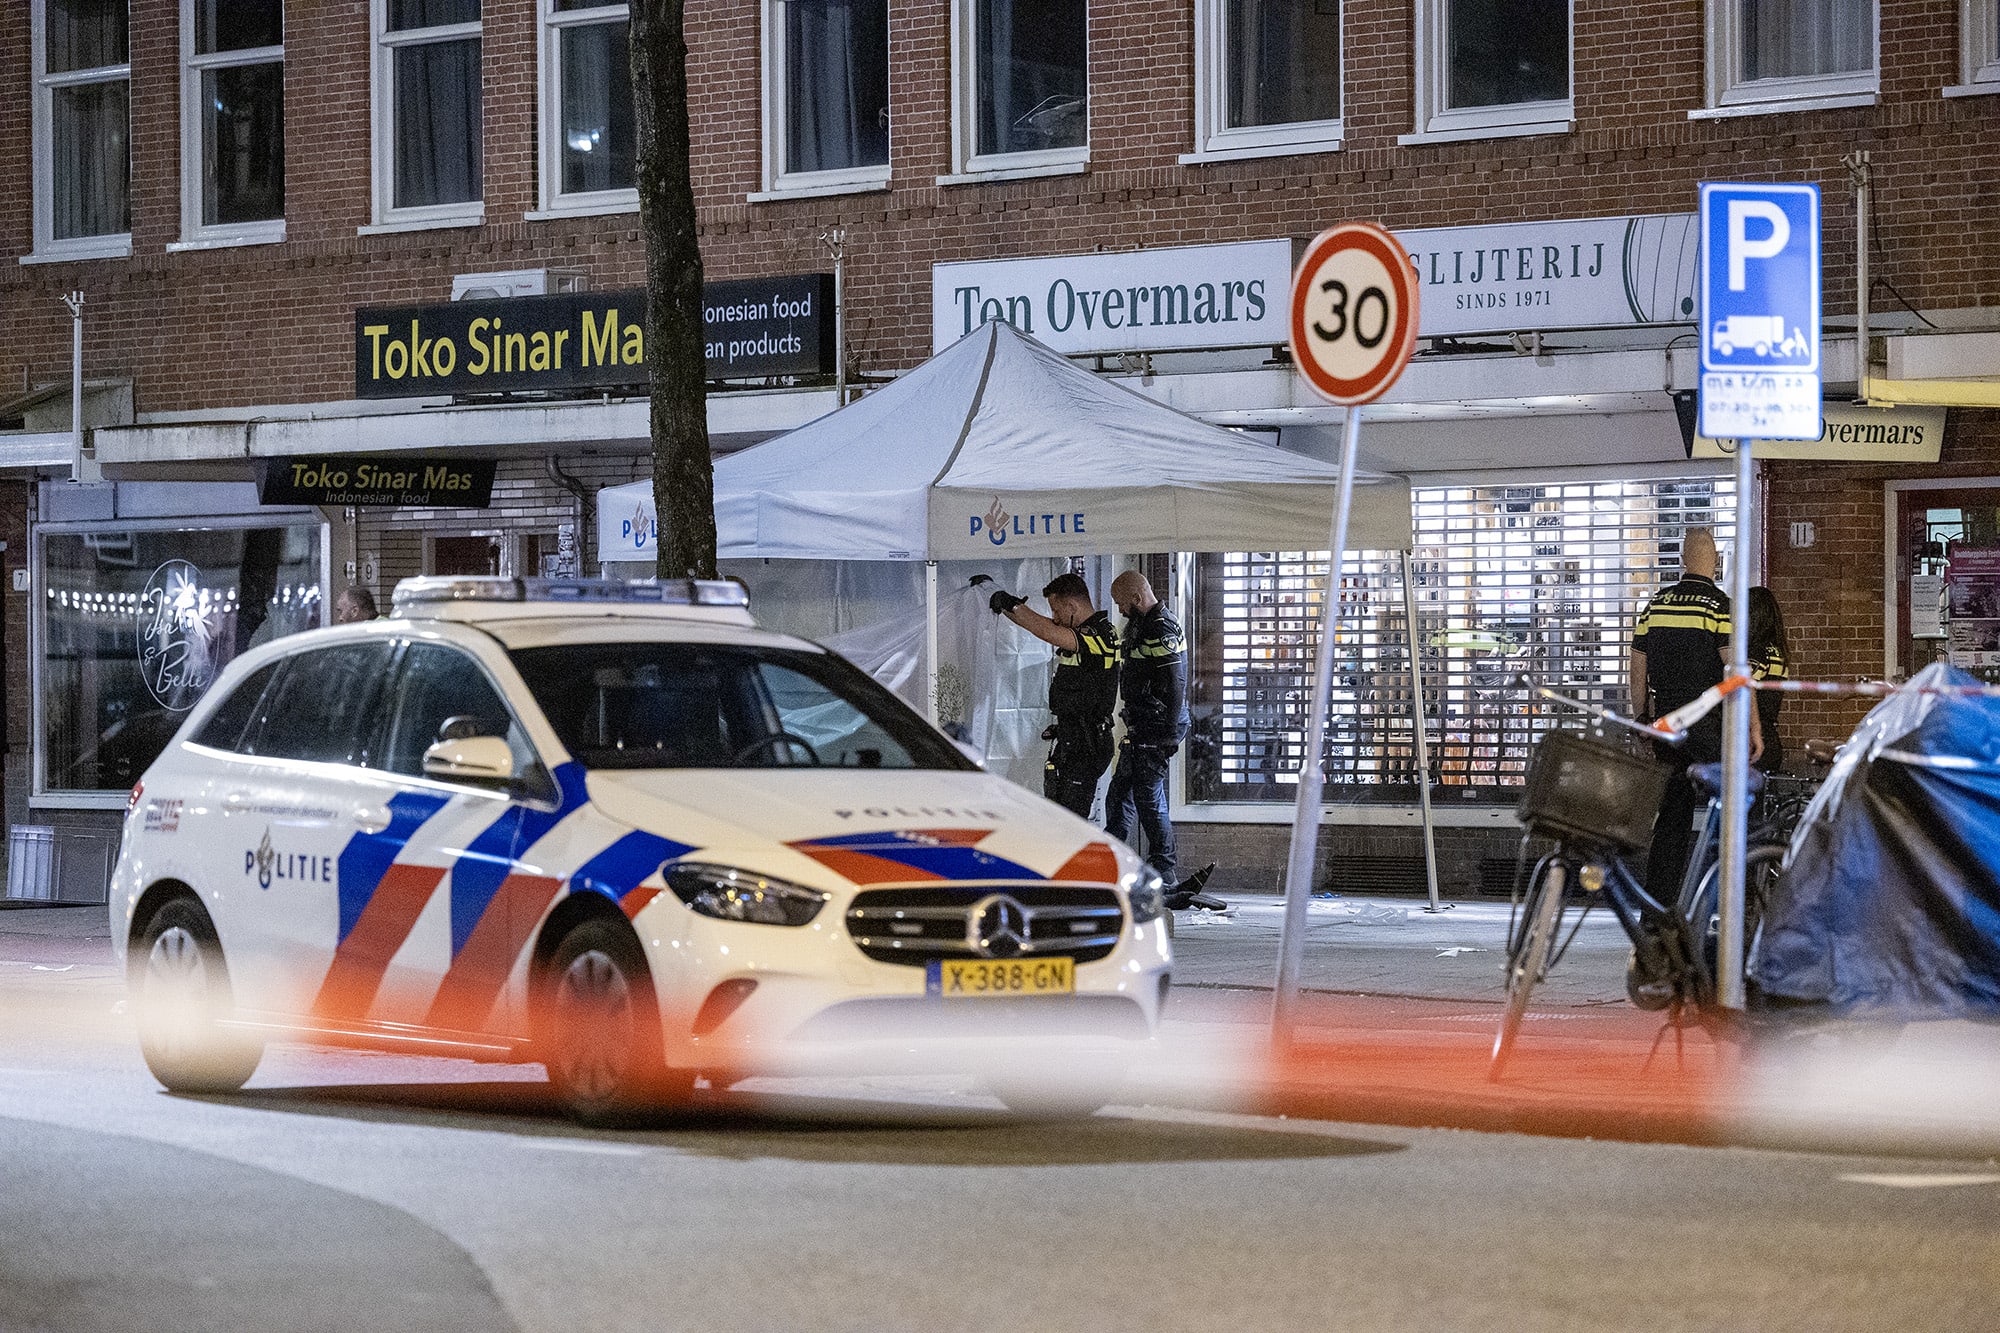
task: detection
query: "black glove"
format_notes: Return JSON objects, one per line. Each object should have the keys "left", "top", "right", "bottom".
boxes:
{"left": 989, "top": 589, "right": 1026, "bottom": 615}
{"left": 969, "top": 574, "right": 994, "bottom": 588}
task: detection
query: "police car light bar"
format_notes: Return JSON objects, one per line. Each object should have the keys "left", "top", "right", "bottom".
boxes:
{"left": 390, "top": 576, "right": 749, "bottom": 612}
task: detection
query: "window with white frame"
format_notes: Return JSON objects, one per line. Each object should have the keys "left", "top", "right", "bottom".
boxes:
{"left": 1184, "top": 477, "right": 1736, "bottom": 806}
{"left": 180, "top": 0, "right": 285, "bottom": 245}
{"left": 1190, "top": 0, "right": 1341, "bottom": 160}
{"left": 1953, "top": 0, "right": 2000, "bottom": 93}
{"left": 1703, "top": 0, "right": 1878, "bottom": 113}
{"left": 951, "top": 0, "right": 1087, "bottom": 176}
{"left": 1407, "top": 0, "right": 1570, "bottom": 143}
{"left": 30, "top": 0, "right": 132, "bottom": 260}
{"left": 762, "top": 0, "right": 890, "bottom": 194}
{"left": 539, "top": 1, "right": 637, "bottom": 213}
{"left": 373, "top": 0, "right": 483, "bottom": 226}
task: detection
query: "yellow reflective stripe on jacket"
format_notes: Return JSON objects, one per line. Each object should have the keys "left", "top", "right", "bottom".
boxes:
{"left": 1636, "top": 608, "right": 1730, "bottom": 634}
{"left": 1058, "top": 631, "right": 1118, "bottom": 667}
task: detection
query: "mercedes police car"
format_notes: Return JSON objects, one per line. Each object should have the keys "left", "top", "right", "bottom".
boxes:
{"left": 112, "top": 577, "right": 1171, "bottom": 1120}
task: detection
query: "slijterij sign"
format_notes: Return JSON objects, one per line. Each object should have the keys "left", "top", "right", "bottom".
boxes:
{"left": 931, "top": 215, "right": 1703, "bottom": 355}
{"left": 354, "top": 275, "right": 834, "bottom": 398}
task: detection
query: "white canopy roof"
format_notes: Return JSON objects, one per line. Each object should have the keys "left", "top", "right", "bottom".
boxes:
{"left": 682, "top": 320, "right": 1411, "bottom": 562}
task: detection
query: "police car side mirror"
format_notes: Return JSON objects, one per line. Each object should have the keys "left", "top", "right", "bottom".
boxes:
{"left": 422, "top": 735, "right": 518, "bottom": 785}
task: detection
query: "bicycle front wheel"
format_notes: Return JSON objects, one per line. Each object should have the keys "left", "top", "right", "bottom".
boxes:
{"left": 1693, "top": 842, "right": 1786, "bottom": 1005}
{"left": 1493, "top": 860, "right": 1566, "bottom": 1075}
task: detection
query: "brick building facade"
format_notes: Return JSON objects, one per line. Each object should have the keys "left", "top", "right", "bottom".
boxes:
{"left": 2, "top": 0, "right": 1996, "bottom": 898}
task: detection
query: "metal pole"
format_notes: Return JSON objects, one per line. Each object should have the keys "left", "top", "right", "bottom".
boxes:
{"left": 1718, "top": 438, "right": 1755, "bottom": 1010}
{"left": 1848, "top": 152, "right": 1871, "bottom": 404}
{"left": 924, "top": 559, "right": 940, "bottom": 724}
{"left": 823, "top": 228, "right": 848, "bottom": 405}
{"left": 1400, "top": 549, "right": 1445, "bottom": 914}
{"left": 1273, "top": 403, "right": 1363, "bottom": 1042}
{"left": 61, "top": 291, "right": 84, "bottom": 482}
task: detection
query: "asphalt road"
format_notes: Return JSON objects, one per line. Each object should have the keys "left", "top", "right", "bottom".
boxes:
{"left": 3, "top": 910, "right": 1998, "bottom": 1332}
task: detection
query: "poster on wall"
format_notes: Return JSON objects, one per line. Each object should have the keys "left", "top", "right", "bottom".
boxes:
{"left": 1910, "top": 573, "right": 1946, "bottom": 639}
{"left": 1945, "top": 548, "right": 2000, "bottom": 668}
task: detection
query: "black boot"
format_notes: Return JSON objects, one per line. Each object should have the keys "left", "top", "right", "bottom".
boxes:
{"left": 1164, "top": 863, "right": 1224, "bottom": 912}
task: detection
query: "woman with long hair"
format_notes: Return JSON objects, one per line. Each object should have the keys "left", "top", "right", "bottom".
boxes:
{"left": 1747, "top": 586, "right": 1788, "bottom": 772}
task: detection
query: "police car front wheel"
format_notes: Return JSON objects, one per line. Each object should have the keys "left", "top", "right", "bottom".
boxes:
{"left": 544, "top": 918, "right": 688, "bottom": 1123}
{"left": 133, "top": 895, "right": 263, "bottom": 1094}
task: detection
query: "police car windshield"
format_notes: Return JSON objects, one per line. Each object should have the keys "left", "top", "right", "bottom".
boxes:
{"left": 508, "top": 642, "right": 974, "bottom": 772}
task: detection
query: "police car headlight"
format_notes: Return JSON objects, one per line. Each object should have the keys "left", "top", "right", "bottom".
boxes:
{"left": 1122, "top": 868, "right": 1168, "bottom": 924}
{"left": 665, "top": 863, "right": 828, "bottom": 926}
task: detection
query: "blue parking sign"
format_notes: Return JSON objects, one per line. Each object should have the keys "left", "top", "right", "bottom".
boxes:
{"left": 1698, "top": 182, "right": 1821, "bottom": 440}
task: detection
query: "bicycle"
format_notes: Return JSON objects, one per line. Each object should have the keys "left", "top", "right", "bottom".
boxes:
{"left": 1491, "top": 696, "right": 1786, "bottom": 1073}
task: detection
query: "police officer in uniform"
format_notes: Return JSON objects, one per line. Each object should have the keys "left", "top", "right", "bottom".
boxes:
{"left": 984, "top": 572, "right": 1120, "bottom": 819}
{"left": 1104, "top": 571, "right": 1189, "bottom": 879}
{"left": 1630, "top": 527, "right": 1761, "bottom": 901}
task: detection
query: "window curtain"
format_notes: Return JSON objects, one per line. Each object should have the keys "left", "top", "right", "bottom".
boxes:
{"left": 394, "top": 37, "right": 482, "bottom": 208}
{"left": 1741, "top": 0, "right": 1873, "bottom": 81}
{"left": 785, "top": 0, "right": 888, "bottom": 174}
{"left": 560, "top": 20, "right": 635, "bottom": 194}
{"left": 46, "top": 0, "right": 128, "bottom": 72}
{"left": 52, "top": 81, "right": 129, "bottom": 238}
{"left": 1226, "top": 0, "right": 1340, "bottom": 129}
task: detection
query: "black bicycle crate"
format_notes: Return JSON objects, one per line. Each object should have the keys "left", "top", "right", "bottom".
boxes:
{"left": 1518, "top": 730, "right": 1669, "bottom": 850}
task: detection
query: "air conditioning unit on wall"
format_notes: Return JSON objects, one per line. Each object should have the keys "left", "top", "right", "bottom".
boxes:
{"left": 451, "top": 269, "right": 589, "bottom": 301}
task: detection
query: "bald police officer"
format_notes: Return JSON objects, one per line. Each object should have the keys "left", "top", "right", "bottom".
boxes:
{"left": 1631, "top": 526, "right": 1761, "bottom": 901}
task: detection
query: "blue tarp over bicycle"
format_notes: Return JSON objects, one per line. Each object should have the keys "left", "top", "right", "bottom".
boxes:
{"left": 1752, "top": 663, "right": 2000, "bottom": 1014}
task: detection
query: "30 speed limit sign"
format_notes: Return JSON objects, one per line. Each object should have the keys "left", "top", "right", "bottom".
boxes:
{"left": 1272, "top": 220, "right": 1423, "bottom": 1043}
{"left": 1288, "top": 222, "right": 1420, "bottom": 405}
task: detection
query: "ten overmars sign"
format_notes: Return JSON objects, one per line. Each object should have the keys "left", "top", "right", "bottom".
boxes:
{"left": 354, "top": 276, "right": 834, "bottom": 398}
{"left": 257, "top": 456, "right": 499, "bottom": 507}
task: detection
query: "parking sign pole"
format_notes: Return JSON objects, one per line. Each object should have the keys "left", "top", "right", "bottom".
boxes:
{"left": 1273, "top": 402, "right": 1363, "bottom": 1041}
{"left": 1718, "top": 437, "right": 1755, "bottom": 1011}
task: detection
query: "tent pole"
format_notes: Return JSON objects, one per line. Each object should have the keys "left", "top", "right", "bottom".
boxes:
{"left": 925, "top": 560, "right": 940, "bottom": 724}
{"left": 1273, "top": 403, "right": 1364, "bottom": 1045}
{"left": 1401, "top": 549, "right": 1445, "bottom": 914}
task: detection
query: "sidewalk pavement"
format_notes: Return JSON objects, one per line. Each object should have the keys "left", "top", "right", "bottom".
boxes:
{"left": 1, "top": 893, "right": 1631, "bottom": 1008}
{"left": 1164, "top": 889, "right": 1632, "bottom": 1009}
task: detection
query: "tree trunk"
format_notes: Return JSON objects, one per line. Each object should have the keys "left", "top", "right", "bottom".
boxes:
{"left": 628, "top": 0, "right": 717, "bottom": 579}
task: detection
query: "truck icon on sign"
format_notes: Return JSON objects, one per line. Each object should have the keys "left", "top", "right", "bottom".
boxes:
{"left": 1711, "top": 315, "right": 1808, "bottom": 359}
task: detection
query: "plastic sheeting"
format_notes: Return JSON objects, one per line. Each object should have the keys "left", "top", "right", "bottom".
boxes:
{"left": 1751, "top": 662, "right": 2000, "bottom": 1015}
{"left": 718, "top": 557, "right": 1066, "bottom": 791}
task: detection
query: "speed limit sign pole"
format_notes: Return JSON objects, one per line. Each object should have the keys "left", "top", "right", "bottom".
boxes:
{"left": 1272, "top": 223, "right": 1419, "bottom": 1045}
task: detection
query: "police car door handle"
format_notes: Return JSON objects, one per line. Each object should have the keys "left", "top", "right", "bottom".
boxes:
{"left": 351, "top": 805, "right": 392, "bottom": 835}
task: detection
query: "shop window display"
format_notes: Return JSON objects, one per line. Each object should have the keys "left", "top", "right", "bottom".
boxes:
{"left": 39, "top": 523, "right": 324, "bottom": 794}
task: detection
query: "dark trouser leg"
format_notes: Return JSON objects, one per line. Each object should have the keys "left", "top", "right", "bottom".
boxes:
{"left": 1044, "top": 764, "right": 1096, "bottom": 819}
{"left": 1645, "top": 766, "right": 1700, "bottom": 904}
{"left": 1044, "top": 717, "right": 1113, "bottom": 821}
{"left": 1104, "top": 745, "right": 1138, "bottom": 846}
{"left": 1129, "top": 744, "right": 1177, "bottom": 881}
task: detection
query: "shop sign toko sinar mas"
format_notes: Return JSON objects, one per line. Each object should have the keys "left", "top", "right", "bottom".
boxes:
{"left": 353, "top": 276, "right": 834, "bottom": 399}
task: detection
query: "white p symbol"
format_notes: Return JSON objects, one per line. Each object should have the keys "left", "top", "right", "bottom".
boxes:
{"left": 1727, "top": 200, "right": 1790, "bottom": 291}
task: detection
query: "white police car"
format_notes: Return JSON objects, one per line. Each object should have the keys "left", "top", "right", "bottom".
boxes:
{"left": 112, "top": 577, "right": 1171, "bottom": 1120}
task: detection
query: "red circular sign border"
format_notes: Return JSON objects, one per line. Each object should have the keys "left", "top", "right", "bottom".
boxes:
{"left": 1288, "top": 223, "right": 1420, "bottom": 406}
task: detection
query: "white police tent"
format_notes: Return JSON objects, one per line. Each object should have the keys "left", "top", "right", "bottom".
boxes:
{"left": 596, "top": 319, "right": 1413, "bottom": 797}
